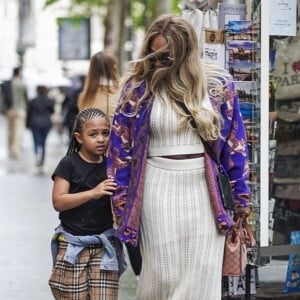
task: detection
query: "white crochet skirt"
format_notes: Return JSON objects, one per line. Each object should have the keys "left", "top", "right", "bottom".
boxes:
{"left": 136, "top": 156, "right": 225, "bottom": 300}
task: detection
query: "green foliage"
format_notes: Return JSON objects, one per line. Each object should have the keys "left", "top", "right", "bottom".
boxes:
{"left": 44, "top": 0, "right": 181, "bottom": 29}
{"left": 131, "top": 0, "right": 180, "bottom": 28}
{"left": 44, "top": 0, "right": 105, "bottom": 10}
{"left": 45, "top": 0, "right": 105, "bottom": 6}
{"left": 44, "top": 0, "right": 106, "bottom": 18}
{"left": 131, "top": 1, "right": 146, "bottom": 28}
{"left": 56, "top": 15, "right": 88, "bottom": 27}
{"left": 44, "top": 0, "right": 60, "bottom": 7}
{"left": 172, "top": 0, "right": 181, "bottom": 14}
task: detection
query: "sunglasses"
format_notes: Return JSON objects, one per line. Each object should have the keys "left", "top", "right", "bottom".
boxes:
{"left": 146, "top": 52, "right": 173, "bottom": 66}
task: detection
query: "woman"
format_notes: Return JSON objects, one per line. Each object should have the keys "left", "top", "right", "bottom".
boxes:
{"left": 26, "top": 85, "right": 54, "bottom": 172}
{"left": 107, "top": 14, "right": 251, "bottom": 299}
{"left": 78, "top": 51, "right": 120, "bottom": 124}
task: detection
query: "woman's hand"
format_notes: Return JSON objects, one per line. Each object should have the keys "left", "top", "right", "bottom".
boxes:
{"left": 235, "top": 207, "right": 250, "bottom": 222}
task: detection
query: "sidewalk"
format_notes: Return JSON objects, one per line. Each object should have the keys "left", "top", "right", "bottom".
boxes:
{"left": 257, "top": 259, "right": 300, "bottom": 299}
{"left": 0, "top": 114, "right": 63, "bottom": 299}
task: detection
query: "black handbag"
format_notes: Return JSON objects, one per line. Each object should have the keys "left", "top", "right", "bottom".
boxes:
{"left": 201, "top": 138, "right": 235, "bottom": 210}
{"left": 178, "top": 100, "right": 235, "bottom": 210}
{"left": 125, "top": 242, "right": 142, "bottom": 276}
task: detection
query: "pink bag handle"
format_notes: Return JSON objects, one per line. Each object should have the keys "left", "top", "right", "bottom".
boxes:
{"left": 235, "top": 218, "right": 256, "bottom": 247}
{"left": 243, "top": 219, "right": 256, "bottom": 247}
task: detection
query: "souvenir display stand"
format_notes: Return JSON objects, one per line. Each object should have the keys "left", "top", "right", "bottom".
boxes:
{"left": 181, "top": 1, "right": 261, "bottom": 298}
{"left": 181, "top": 0, "right": 300, "bottom": 299}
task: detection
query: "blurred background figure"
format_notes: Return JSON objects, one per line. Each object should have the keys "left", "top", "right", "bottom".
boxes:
{"left": 26, "top": 85, "right": 55, "bottom": 173}
{"left": 77, "top": 51, "right": 120, "bottom": 124}
{"left": 4, "top": 67, "right": 28, "bottom": 159}
{"left": 61, "top": 75, "right": 85, "bottom": 139}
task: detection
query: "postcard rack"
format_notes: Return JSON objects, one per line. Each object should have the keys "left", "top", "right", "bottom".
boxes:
{"left": 224, "top": 19, "right": 261, "bottom": 258}
{"left": 221, "top": 20, "right": 261, "bottom": 300}
{"left": 181, "top": 2, "right": 262, "bottom": 297}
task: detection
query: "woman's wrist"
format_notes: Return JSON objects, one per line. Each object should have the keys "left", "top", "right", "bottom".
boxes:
{"left": 235, "top": 207, "right": 250, "bottom": 219}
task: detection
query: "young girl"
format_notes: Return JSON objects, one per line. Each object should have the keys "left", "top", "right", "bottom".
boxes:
{"left": 49, "top": 108, "right": 126, "bottom": 299}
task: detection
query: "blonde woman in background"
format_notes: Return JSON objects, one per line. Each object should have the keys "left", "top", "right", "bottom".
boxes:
{"left": 78, "top": 51, "right": 120, "bottom": 124}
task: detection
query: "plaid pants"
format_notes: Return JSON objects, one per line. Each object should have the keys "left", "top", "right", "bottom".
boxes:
{"left": 49, "top": 241, "right": 119, "bottom": 300}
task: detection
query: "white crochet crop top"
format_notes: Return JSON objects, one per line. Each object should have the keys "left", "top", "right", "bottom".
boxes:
{"left": 148, "top": 96, "right": 204, "bottom": 157}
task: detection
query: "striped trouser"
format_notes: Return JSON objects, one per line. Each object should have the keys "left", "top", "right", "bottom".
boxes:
{"left": 49, "top": 241, "right": 119, "bottom": 300}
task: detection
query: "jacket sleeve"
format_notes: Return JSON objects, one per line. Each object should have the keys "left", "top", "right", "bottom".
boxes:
{"left": 219, "top": 81, "right": 251, "bottom": 215}
{"left": 107, "top": 91, "right": 133, "bottom": 218}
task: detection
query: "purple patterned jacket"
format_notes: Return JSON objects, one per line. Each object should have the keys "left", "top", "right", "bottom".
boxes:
{"left": 107, "top": 80, "right": 250, "bottom": 246}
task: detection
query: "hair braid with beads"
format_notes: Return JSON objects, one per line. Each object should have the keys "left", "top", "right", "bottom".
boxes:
{"left": 66, "top": 107, "right": 110, "bottom": 155}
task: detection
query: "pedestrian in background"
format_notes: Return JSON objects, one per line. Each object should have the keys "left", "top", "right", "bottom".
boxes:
{"left": 107, "top": 14, "right": 250, "bottom": 299}
{"left": 5, "top": 67, "right": 28, "bottom": 159}
{"left": 26, "top": 85, "right": 55, "bottom": 173}
{"left": 77, "top": 51, "right": 120, "bottom": 124}
{"left": 62, "top": 75, "right": 85, "bottom": 139}
{"left": 49, "top": 108, "right": 126, "bottom": 300}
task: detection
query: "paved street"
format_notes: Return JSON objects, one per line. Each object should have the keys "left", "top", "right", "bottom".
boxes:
{"left": 0, "top": 114, "right": 137, "bottom": 300}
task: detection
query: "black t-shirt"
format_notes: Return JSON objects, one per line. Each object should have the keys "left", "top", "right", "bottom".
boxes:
{"left": 52, "top": 153, "right": 113, "bottom": 235}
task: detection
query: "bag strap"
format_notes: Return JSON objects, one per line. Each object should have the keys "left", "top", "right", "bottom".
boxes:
{"left": 177, "top": 101, "right": 221, "bottom": 167}
{"left": 200, "top": 136, "right": 220, "bottom": 166}
{"left": 235, "top": 218, "right": 256, "bottom": 247}
{"left": 243, "top": 220, "right": 256, "bottom": 247}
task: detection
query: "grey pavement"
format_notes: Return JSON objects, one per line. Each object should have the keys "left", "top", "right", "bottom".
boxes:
{"left": 0, "top": 114, "right": 137, "bottom": 300}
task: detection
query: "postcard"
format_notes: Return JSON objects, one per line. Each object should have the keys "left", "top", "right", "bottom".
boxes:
{"left": 226, "top": 20, "right": 259, "bottom": 41}
{"left": 218, "top": 3, "right": 247, "bottom": 29}
{"left": 226, "top": 40, "right": 257, "bottom": 63}
{"left": 228, "top": 61, "right": 257, "bottom": 81}
{"left": 234, "top": 81, "right": 258, "bottom": 103}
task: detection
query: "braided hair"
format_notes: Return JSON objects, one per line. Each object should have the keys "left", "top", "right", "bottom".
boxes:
{"left": 67, "top": 107, "right": 110, "bottom": 155}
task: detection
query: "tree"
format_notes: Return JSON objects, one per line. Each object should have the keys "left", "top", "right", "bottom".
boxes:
{"left": 44, "top": 0, "right": 180, "bottom": 72}
{"left": 103, "top": 0, "right": 129, "bottom": 71}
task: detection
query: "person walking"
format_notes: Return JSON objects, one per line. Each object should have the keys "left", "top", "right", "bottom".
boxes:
{"left": 107, "top": 14, "right": 251, "bottom": 300}
{"left": 5, "top": 67, "right": 28, "bottom": 159}
{"left": 49, "top": 108, "right": 126, "bottom": 300}
{"left": 62, "top": 75, "right": 85, "bottom": 139}
{"left": 26, "top": 85, "right": 55, "bottom": 173}
{"left": 77, "top": 51, "right": 120, "bottom": 124}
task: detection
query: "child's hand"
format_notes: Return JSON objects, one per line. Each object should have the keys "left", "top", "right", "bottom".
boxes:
{"left": 92, "top": 178, "right": 117, "bottom": 198}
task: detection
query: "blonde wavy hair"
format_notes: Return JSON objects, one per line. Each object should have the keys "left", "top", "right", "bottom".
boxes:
{"left": 121, "top": 14, "right": 231, "bottom": 141}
